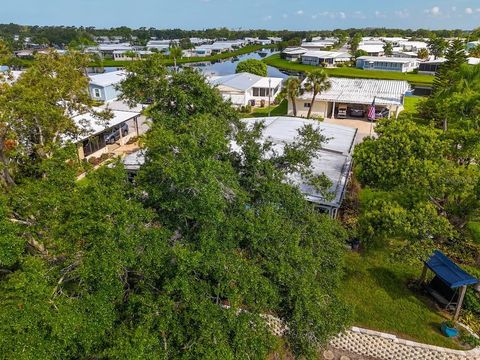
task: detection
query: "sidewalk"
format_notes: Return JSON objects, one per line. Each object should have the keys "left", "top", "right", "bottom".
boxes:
{"left": 328, "top": 327, "right": 480, "bottom": 360}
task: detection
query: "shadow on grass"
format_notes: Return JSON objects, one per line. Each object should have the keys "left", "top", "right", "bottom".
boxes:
{"left": 367, "top": 266, "right": 411, "bottom": 300}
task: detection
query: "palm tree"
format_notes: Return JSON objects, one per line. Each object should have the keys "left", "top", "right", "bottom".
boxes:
{"left": 417, "top": 48, "right": 429, "bottom": 60}
{"left": 279, "top": 77, "right": 301, "bottom": 117}
{"left": 304, "top": 69, "right": 331, "bottom": 119}
{"left": 169, "top": 46, "right": 183, "bottom": 73}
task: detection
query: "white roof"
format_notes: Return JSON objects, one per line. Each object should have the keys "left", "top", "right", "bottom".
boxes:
{"left": 302, "top": 51, "right": 351, "bottom": 59}
{"left": 357, "top": 56, "right": 417, "bottom": 64}
{"left": 240, "top": 116, "right": 357, "bottom": 208}
{"left": 282, "top": 47, "right": 308, "bottom": 55}
{"left": 73, "top": 109, "right": 139, "bottom": 142}
{"left": 468, "top": 57, "right": 480, "bottom": 65}
{"left": 208, "top": 72, "right": 283, "bottom": 92}
{"left": 298, "top": 77, "right": 410, "bottom": 106}
{"left": 101, "top": 100, "right": 145, "bottom": 113}
{"left": 89, "top": 70, "right": 127, "bottom": 87}
{"left": 358, "top": 44, "right": 384, "bottom": 53}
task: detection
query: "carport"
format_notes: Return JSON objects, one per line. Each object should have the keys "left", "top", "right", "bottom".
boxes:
{"left": 292, "top": 77, "right": 411, "bottom": 120}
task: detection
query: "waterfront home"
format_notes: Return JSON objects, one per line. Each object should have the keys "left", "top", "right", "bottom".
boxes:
{"left": 301, "top": 51, "right": 351, "bottom": 67}
{"left": 418, "top": 59, "right": 446, "bottom": 75}
{"left": 88, "top": 70, "right": 126, "bottom": 102}
{"left": 146, "top": 40, "right": 173, "bottom": 52}
{"left": 281, "top": 47, "right": 307, "bottom": 61}
{"left": 289, "top": 77, "right": 410, "bottom": 120}
{"left": 113, "top": 50, "right": 153, "bottom": 61}
{"left": 356, "top": 56, "right": 419, "bottom": 73}
{"left": 208, "top": 72, "right": 283, "bottom": 107}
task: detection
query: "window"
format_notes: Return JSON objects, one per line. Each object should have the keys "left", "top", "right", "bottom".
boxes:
{"left": 304, "top": 103, "right": 311, "bottom": 108}
{"left": 93, "top": 88, "right": 101, "bottom": 98}
{"left": 259, "top": 88, "right": 266, "bottom": 97}
{"left": 253, "top": 88, "right": 259, "bottom": 96}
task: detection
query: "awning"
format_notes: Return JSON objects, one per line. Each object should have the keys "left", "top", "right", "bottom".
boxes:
{"left": 425, "top": 251, "right": 478, "bottom": 289}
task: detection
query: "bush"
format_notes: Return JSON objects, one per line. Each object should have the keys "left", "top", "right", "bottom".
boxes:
{"left": 236, "top": 59, "right": 268, "bottom": 77}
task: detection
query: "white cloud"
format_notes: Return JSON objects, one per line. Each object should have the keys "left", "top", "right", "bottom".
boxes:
{"left": 353, "top": 10, "right": 366, "bottom": 19}
{"left": 282, "top": 13, "right": 288, "bottom": 19}
{"left": 465, "top": 7, "right": 473, "bottom": 14}
{"left": 339, "top": 11, "right": 346, "bottom": 19}
{"left": 451, "top": 6, "right": 457, "bottom": 12}
{"left": 375, "top": 10, "right": 386, "bottom": 18}
{"left": 263, "top": 15, "right": 272, "bottom": 21}
{"left": 311, "top": 14, "right": 317, "bottom": 19}
{"left": 394, "top": 9, "right": 410, "bottom": 18}
{"left": 296, "top": 10, "right": 304, "bottom": 15}
{"left": 432, "top": 6, "right": 441, "bottom": 15}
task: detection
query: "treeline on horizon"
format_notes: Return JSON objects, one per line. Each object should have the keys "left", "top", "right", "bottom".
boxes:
{"left": 0, "top": 23, "right": 478, "bottom": 48}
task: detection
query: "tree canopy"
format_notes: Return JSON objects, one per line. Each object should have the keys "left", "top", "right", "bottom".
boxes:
{"left": 235, "top": 58, "right": 268, "bottom": 77}
{"left": 0, "top": 53, "right": 349, "bottom": 359}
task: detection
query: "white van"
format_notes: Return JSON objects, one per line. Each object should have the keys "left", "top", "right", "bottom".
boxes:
{"left": 337, "top": 104, "right": 348, "bottom": 119}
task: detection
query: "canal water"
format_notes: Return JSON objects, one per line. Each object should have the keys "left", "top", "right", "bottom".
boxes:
{"left": 87, "top": 49, "right": 289, "bottom": 78}
{"left": 186, "top": 49, "right": 288, "bottom": 78}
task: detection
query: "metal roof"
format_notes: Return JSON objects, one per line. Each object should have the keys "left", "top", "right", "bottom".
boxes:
{"left": 241, "top": 116, "right": 357, "bottom": 208}
{"left": 302, "top": 51, "right": 351, "bottom": 59}
{"left": 73, "top": 109, "right": 140, "bottom": 142}
{"left": 89, "top": 70, "right": 127, "bottom": 87}
{"left": 208, "top": 73, "right": 283, "bottom": 92}
{"left": 425, "top": 250, "right": 478, "bottom": 289}
{"left": 298, "top": 77, "right": 410, "bottom": 106}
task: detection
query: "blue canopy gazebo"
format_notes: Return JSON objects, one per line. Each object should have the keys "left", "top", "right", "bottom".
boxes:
{"left": 419, "top": 250, "right": 479, "bottom": 321}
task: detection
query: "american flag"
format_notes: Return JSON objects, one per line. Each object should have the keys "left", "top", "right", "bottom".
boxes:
{"left": 367, "top": 97, "right": 376, "bottom": 120}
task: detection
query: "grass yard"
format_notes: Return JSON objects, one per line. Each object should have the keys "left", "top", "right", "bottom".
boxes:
{"left": 339, "top": 246, "right": 462, "bottom": 349}
{"left": 243, "top": 99, "right": 288, "bottom": 118}
{"left": 402, "top": 96, "right": 422, "bottom": 115}
{"left": 263, "top": 54, "right": 434, "bottom": 87}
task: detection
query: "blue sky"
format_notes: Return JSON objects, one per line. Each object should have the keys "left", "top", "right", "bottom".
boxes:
{"left": 2, "top": 0, "right": 480, "bottom": 30}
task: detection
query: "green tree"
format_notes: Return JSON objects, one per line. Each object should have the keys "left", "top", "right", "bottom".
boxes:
{"left": 119, "top": 65, "right": 349, "bottom": 358}
{"left": 383, "top": 42, "right": 393, "bottom": 56}
{"left": 0, "top": 50, "right": 108, "bottom": 188}
{"left": 354, "top": 49, "right": 368, "bottom": 58}
{"left": 279, "top": 76, "right": 301, "bottom": 116}
{"left": 303, "top": 69, "right": 331, "bottom": 119}
{"left": 349, "top": 33, "right": 362, "bottom": 54}
{"left": 427, "top": 36, "right": 448, "bottom": 59}
{"left": 417, "top": 48, "right": 429, "bottom": 60}
{"left": 235, "top": 58, "right": 268, "bottom": 77}
{"left": 354, "top": 118, "right": 480, "bottom": 249}
{"left": 169, "top": 46, "right": 183, "bottom": 72}
{"left": 179, "top": 37, "right": 193, "bottom": 50}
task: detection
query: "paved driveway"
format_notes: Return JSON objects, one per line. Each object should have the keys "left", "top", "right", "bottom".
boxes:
{"left": 324, "top": 117, "right": 376, "bottom": 144}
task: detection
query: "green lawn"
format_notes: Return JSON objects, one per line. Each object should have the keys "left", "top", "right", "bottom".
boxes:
{"left": 339, "top": 246, "right": 462, "bottom": 349}
{"left": 403, "top": 96, "right": 422, "bottom": 115}
{"left": 263, "top": 54, "right": 434, "bottom": 87}
{"left": 243, "top": 99, "right": 288, "bottom": 118}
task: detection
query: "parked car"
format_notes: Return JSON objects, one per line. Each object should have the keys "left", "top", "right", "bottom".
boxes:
{"left": 375, "top": 108, "right": 389, "bottom": 119}
{"left": 349, "top": 106, "right": 365, "bottom": 117}
{"left": 337, "top": 104, "right": 348, "bottom": 118}
{"left": 104, "top": 123, "right": 129, "bottom": 145}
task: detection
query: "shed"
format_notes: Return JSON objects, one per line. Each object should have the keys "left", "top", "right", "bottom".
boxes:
{"left": 420, "top": 250, "right": 478, "bottom": 321}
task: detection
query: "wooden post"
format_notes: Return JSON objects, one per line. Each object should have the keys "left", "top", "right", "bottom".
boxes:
{"left": 418, "top": 264, "right": 428, "bottom": 285}
{"left": 453, "top": 285, "right": 467, "bottom": 322}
